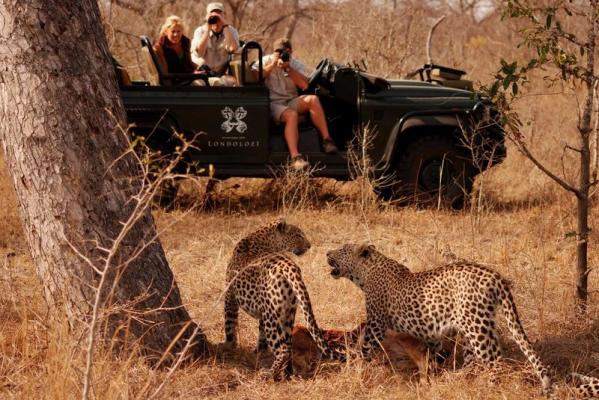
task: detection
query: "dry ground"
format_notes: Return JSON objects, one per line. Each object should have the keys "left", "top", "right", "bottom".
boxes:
{"left": 2, "top": 148, "right": 599, "bottom": 399}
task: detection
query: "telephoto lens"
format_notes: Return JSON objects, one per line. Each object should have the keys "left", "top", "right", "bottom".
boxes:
{"left": 280, "top": 51, "right": 290, "bottom": 62}
{"left": 207, "top": 15, "right": 219, "bottom": 24}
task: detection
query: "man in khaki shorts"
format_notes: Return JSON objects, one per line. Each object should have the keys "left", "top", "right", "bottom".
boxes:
{"left": 253, "top": 38, "right": 338, "bottom": 170}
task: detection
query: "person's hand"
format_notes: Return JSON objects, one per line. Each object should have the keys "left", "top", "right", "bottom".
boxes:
{"left": 271, "top": 51, "right": 280, "bottom": 66}
{"left": 207, "top": 12, "right": 226, "bottom": 32}
{"left": 220, "top": 13, "right": 230, "bottom": 26}
{"left": 276, "top": 58, "right": 290, "bottom": 69}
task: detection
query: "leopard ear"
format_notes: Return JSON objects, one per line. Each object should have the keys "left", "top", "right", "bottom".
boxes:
{"left": 358, "top": 243, "right": 375, "bottom": 258}
{"left": 236, "top": 238, "right": 249, "bottom": 253}
{"left": 274, "top": 218, "right": 287, "bottom": 232}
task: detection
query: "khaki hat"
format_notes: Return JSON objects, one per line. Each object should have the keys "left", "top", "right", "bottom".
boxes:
{"left": 206, "top": 2, "right": 225, "bottom": 13}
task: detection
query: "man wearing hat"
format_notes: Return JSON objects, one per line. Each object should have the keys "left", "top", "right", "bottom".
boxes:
{"left": 191, "top": 2, "right": 239, "bottom": 86}
{"left": 253, "top": 37, "right": 338, "bottom": 170}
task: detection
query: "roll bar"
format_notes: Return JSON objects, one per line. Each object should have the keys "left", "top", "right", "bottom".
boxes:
{"left": 241, "top": 41, "right": 263, "bottom": 85}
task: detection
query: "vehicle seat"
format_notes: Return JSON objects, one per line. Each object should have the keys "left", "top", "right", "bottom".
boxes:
{"left": 140, "top": 44, "right": 160, "bottom": 86}
{"left": 231, "top": 41, "right": 263, "bottom": 86}
{"left": 230, "top": 55, "right": 259, "bottom": 86}
{"left": 140, "top": 36, "right": 208, "bottom": 86}
{"left": 112, "top": 56, "right": 132, "bottom": 87}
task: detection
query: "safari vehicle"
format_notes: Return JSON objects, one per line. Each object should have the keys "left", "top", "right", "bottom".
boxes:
{"left": 118, "top": 38, "right": 506, "bottom": 208}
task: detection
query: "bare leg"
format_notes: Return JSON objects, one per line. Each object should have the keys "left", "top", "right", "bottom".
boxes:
{"left": 280, "top": 109, "right": 300, "bottom": 158}
{"left": 298, "top": 95, "right": 332, "bottom": 141}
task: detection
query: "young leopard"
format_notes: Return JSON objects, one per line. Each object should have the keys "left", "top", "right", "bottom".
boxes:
{"left": 224, "top": 219, "right": 342, "bottom": 379}
{"left": 326, "top": 243, "right": 553, "bottom": 395}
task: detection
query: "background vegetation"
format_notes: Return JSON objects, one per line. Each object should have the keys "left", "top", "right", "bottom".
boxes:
{"left": 1, "top": 0, "right": 598, "bottom": 398}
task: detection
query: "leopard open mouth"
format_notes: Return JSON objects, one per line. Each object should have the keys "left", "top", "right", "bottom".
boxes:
{"left": 327, "top": 257, "right": 341, "bottom": 278}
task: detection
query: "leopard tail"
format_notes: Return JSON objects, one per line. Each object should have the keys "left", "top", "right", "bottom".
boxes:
{"left": 498, "top": 280, "right": 553, "bottom": 396}
{"left": 282, "top": 265, "right": 346, "bottom": 362}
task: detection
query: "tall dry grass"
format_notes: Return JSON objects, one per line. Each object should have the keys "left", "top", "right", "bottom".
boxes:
{"left": 1, "top": 1, "right": 598, "bottom": 399}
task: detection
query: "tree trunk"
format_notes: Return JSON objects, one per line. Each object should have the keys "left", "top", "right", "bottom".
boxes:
{"left": 0, "top": 0, "right": 206, "bottom": 359}
{"left": 575, "top": 1, "right": 597, "bottom": 314}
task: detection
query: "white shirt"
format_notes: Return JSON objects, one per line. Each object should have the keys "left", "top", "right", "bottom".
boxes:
{"left": 191, "top": 25, "right": 240, "bottom": 74}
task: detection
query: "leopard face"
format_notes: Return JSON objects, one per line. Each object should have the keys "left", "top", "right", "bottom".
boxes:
{"left": 264, "top": 219, "right": 311, "bottom": 256}
{"left": 326, "top": 243, "right": 375, "bottom": 284}
{"left": 274, "top": 220, "right": 311, "bottom": 256}
{"left": 237, "top": 219, "right": 311, "bottom": 259}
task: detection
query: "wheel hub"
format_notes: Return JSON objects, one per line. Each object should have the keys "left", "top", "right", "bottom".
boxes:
{"left": 419, "top": 158, "right": 455, "bottom": 192}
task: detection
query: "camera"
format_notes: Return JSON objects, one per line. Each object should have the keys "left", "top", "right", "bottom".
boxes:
{"left": 207, "top": 15, "right": 220, "bottom": 24}
{"left": 280, "top": 50, "right": 290, "bottom": 62}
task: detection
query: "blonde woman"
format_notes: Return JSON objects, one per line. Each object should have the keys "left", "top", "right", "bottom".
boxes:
{"left": 154, "top": 15, "right": 197, "bottom": 75}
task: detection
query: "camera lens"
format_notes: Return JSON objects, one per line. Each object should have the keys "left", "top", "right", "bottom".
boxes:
{"left": 207, "top": 15, "right": 219, "bottom": 24}
{"left": 280, "top": 51, "right": 290, "bottom": 62}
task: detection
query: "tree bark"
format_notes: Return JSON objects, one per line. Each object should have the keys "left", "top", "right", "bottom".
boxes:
{"left": 0, "top": 0, "right": 206, "bottom": 358}
{"left": 575, "top": 1, "right": 597, "bottom": 314}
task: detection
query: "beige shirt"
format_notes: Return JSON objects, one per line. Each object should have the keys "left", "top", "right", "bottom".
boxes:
{"left": 253, "top": 54, "right": 309, "bottom": 103}
{"left": 191, "top": 25, "right": 239, "bottom": 74}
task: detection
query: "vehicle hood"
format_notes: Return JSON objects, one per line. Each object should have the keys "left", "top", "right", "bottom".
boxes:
{"left": 382, "top": 79, "right": 475, "bottom": 99}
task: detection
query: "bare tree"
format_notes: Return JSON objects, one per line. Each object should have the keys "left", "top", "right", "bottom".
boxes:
{"left": 0, "top": 0, "right": 206, "bottom": 363}
{"left": 489, "top": 0, "right": 598, "bottom": 313}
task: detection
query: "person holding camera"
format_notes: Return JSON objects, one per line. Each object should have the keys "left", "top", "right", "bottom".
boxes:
{"left": 191, "top": 2, "right": 239, "bottom": 86}
{"left": 253, "top": 38, "right": 338, "bottom": 170}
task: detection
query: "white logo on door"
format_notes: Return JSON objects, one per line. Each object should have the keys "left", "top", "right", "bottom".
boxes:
{"left": 220, "top": 107, "right": 248, "bottom": 133}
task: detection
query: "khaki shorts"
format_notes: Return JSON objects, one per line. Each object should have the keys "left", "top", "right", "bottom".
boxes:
{"left": 271, "top": 97, "right": 300, "bottom": 122}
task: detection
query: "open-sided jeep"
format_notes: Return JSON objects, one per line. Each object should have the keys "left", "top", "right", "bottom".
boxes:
{"left": 118, "top": 39, "right": 505, "bottom": 208}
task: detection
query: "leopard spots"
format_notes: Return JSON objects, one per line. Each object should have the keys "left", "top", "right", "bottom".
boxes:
{"left": 326, "top": 243, "right": 553, "bottom": 395}
{"left": 223, "top": 220, "right": 341, "bottom": 380}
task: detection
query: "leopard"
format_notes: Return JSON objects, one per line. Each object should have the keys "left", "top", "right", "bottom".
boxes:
{"left": 571, "top": 373, "right": 599, "bottom": 398}
{"left": 326, "top": 243, "right": 553, "bottom": 395}
{"left": 223, "top": 219, "right": 342, "bottom": 380}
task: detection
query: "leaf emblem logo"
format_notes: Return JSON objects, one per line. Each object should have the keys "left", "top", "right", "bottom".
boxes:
{"left": 220, "top": 106, "right": 248, "bottom": 133}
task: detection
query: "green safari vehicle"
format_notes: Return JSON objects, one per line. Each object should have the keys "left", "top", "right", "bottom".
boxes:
{"left": 118, "top": 39, "right": 505, "bottom": 208}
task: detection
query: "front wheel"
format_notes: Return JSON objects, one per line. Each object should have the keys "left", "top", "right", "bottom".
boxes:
{"left": 380, "top": 133, "right": 475, "bottom": 209}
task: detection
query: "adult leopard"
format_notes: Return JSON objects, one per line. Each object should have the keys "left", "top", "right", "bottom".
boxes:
{"left": 223, "top": 219, "right": 342, "bottom": 379}
{"left": 571, "top": 373, "right": 599, "bottom": 398}
{"left": 326, "top": 243, "right": 553, "bottom": 395}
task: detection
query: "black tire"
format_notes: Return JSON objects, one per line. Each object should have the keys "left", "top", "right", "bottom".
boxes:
{"left": 381, "top": 133, "right": 475, "bottom": 209}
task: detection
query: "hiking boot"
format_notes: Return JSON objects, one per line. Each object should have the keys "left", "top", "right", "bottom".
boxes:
{"left": 291, "top": 154, "right": 309, "bottom": 171}
{"left": 322, "top": 138, "right": 339, "bottom": 154}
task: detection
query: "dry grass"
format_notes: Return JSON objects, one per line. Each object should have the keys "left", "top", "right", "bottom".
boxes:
{"left": 2, "top": 148, "right": 599, "bottom": 399}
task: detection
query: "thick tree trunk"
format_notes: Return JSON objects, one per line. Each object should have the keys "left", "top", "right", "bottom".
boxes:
{"left": 0, "top": 0, "right": 206, "bottom": 358}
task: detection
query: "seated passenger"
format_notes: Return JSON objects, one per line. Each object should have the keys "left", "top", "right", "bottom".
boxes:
{"left": 154, "top": 16, "right": 197, "bottom": 76}
{"left": 253, "top": 38, "right": 338, "bottom": 170}
{"left": 191, "top": 2, "right": 239, "bottom": 86}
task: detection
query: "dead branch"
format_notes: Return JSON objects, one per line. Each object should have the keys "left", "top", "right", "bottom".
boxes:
{"left": 427, "top": 15, "right": 446, "bottom": 65}
{"left": 508, "top": 135, "right": 579, "bottom": 196}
